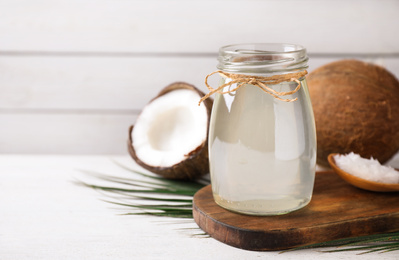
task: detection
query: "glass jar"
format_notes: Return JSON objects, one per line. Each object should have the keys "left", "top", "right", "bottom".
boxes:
{"left": 208, "top": 43, "right": 317, "bottom": 215}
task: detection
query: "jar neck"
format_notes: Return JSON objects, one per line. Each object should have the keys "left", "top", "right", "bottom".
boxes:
{"left": 217, "top": 43, "right": 308, "bottom": 76}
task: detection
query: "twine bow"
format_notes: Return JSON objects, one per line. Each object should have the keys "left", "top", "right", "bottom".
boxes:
{"left": 198, "top": 70, "right": 308, "bottom": 105}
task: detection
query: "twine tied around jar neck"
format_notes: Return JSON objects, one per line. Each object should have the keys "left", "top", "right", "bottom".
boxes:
{"left": 198, "top": 70, "right": 308, "bottom": 105}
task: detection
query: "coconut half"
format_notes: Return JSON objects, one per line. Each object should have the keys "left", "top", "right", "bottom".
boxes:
{"left": 128, "top": 82, "right": 213, "bottom": 180}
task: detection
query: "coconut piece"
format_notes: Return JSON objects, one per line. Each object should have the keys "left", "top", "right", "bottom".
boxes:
{"left": 307, "top": 60, "right": 399, "bottom": 166}
{"left": 128, "top": 82, "right": 213, "bottom": 180}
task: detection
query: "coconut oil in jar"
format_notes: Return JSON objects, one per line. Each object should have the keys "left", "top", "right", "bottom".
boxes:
{"left": 208, "top": 43, "right": 317, "bottom": 215}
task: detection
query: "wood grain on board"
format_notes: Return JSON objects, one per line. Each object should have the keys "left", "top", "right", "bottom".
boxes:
{"left": 193, "top": 171, "right": 399, "bottom": 251}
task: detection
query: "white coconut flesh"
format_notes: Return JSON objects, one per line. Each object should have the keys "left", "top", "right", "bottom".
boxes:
{"left": 132, "top": 89, "right": 208, "bottom": 168}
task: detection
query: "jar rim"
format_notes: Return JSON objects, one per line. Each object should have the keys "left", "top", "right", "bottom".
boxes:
{"left": 217, "top": 43, "right": 308, "bottom": 75}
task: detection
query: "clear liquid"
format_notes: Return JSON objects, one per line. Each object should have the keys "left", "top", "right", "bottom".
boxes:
{"left": 209, "top": 80, "right": 317, "bottom": 215}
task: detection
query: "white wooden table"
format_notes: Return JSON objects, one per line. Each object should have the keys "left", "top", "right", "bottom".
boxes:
{"left": 1, "top": 154, "right": 399, "bottom": 259}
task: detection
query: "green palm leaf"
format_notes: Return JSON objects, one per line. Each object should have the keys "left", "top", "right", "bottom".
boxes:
{"left": 284, "top": 232, "right": 399, "bottom": 254}
{"left": 76, "top": 162, "right": 207, "bottom": 219}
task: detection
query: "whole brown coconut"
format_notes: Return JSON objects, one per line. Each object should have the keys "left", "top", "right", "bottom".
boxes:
{"left": 307, "top": 60, "right": 399, "bottom": 166}
{"left": 128, "top": 82, "right": 213, "bottom": 180}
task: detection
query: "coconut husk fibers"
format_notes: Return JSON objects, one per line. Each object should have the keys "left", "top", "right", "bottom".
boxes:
{"left": 128, "top": 82, "right": 213, "bottom": 180}
{"left": 307, "top": 59, "right": 399, "bottom": 166}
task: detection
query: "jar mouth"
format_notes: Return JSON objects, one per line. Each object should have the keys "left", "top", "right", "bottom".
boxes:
{"left": 217, "top": 43, "right": 308, "bottom": 75}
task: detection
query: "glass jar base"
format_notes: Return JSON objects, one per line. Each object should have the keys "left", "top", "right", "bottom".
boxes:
{"left": 213, "top": 194, "right": 311, "bottom": 216}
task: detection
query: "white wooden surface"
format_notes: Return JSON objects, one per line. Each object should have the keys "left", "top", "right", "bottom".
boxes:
{"left": 0, "top": 0, "right": 399, "bottom": 154}
{"left": 1, "top": 154, "right": 399, "bottom": 259}
{"left": 1, "top": 0, "right": 398, "bottom": 53}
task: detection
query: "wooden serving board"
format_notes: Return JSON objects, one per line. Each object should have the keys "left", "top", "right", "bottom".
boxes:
{"left": 193, "top": 171, "right": 399, "bottom": 251}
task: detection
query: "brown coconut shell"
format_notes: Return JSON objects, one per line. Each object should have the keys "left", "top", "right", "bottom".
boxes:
{"left": 128, "top": 82, "right": 213, "bottom": 180}
{"left": 307, "top": 59, "right": 399, "bottom": 166}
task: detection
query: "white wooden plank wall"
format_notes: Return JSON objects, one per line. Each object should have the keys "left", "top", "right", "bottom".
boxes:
{"left": 1, "top": 0, "right": 398, "bottom": 154}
